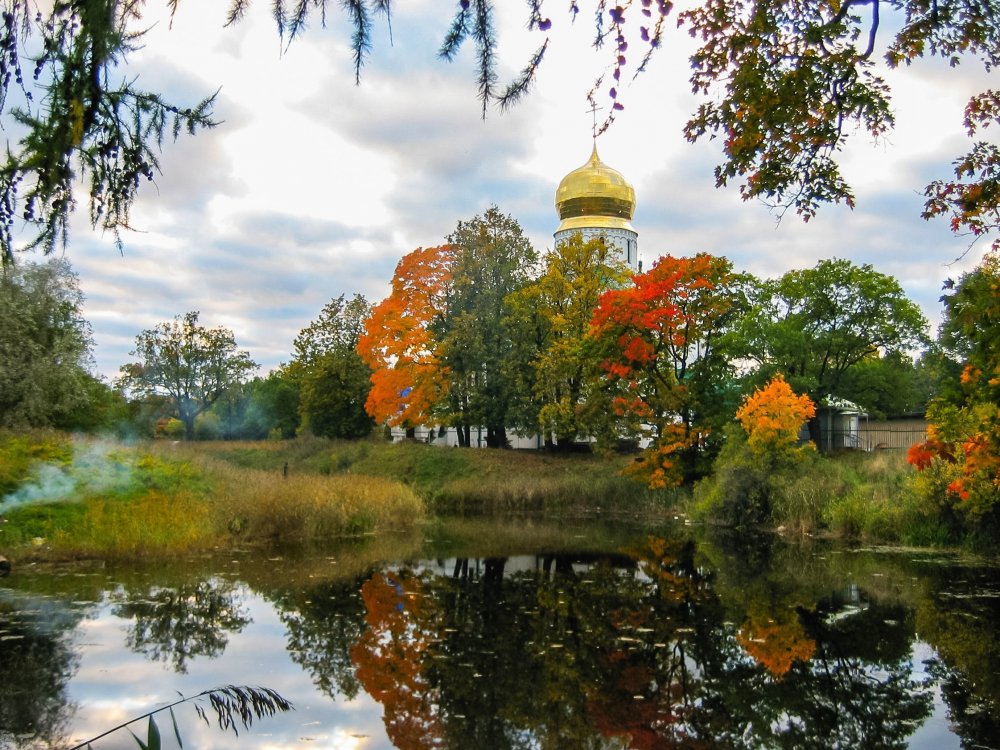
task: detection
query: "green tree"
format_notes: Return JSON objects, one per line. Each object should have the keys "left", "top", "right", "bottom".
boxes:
{"left": 836, "top": 350, "right": 934, "bottom": 419}
{"left": 504, "top": 233, "right": 630, "bottom": 448}
{"left": 118, "top": 311, "right": 257, "bottom": 440}
{"left": 439, "top": 206, "right": 537, "bottom": 448}
{"left": 0, "top": 1, "right": 216, "bottom": 261}
{"left": 0, "top": 257, "right": 96, "bottom": 428}
{"left": 745, "top": 258, "right": 928, "bottom": 441}
{"left": 244, "top": 369, "right": 301, "bottom": 439}
{"left": 3, "top": 2, "right": 998, "bottom": 258}
{"left": 289, "top": 294, "right": 374, "bottom": 439}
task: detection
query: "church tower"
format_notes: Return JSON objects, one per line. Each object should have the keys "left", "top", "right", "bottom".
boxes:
{"left": 554, "top": 144, "right": 638, "bottom": 271}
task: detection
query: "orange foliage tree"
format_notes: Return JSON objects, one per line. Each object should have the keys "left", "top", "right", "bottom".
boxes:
{"left": 589, "top": 253, "right": 747, "bottom": 487}
{"left": 736, "top": 375, "right": 816, "bottom": 460}
{"left": 357, "top": 245, "right": 455, "bottom": 429}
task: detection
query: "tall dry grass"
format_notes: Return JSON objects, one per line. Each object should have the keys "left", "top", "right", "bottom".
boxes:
{"left": 181, "top": 451, "right": 426, "bottom": 543}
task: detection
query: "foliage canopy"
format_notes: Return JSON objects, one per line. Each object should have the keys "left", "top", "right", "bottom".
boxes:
{"left": 2, "top": 0, "right": 1000, "bottom": 258}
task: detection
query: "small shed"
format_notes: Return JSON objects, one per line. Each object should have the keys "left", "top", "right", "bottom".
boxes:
{"left": 815, "top": 396, "right": 867, "bottom": 452}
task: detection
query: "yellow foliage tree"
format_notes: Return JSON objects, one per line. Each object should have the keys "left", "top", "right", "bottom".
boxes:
{"left": 736, "top": 375, "right": 816, "bottom": 458}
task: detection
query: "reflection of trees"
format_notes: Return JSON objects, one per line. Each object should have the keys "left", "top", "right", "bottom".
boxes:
{"left": 341, "top": 536, "right": 952, "bottom": 749}
{"left": 112, "top": 579, "right": 251, "bottom": 673}
{"left": 913, "top": 562, "right": 1000, "bottom": 749}
{"left": 349, "top": 540, "right": 723, "bottom": 749}
{"left": 271, "top": 578, "right": 367, "bottom": 700}
{"left": 696, "top": 598, "right": 931, "bottom": 749}
{"left": 0, "top": 597, "right": 80, "bottom": 747}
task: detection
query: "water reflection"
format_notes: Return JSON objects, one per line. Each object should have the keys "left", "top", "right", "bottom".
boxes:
{"left": 0, "top": 523, "right": 998, "bottom": 749}
{"left": 111, "top": 579, "right": 251, "bottom": 673}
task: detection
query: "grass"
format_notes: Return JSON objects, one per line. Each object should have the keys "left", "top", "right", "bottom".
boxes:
{"left": 7, "top": 432, "right": 955, "bottom": 562}
{"left": 196, "top": 437, "right": 674, "bottom": 514}
{"left": 0, "top": 434, "right": 426, "bottom": 561}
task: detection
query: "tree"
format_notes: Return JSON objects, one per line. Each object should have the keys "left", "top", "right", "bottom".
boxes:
{"left": 835, "top": 350, "right": 935, "bottom": 420}
{"left": 358, "top": 245, "right": 455, "bottom": 431}
{"left": 736, "top": 375, "right": 816, "bottom": 461}
{"left": 0, "top": 257, "right": 96, "bottom": 428}
{"left": 118, "top": 311, "right": 257, "bottom": 440}
{"left": 745, "top": 258, "right": 928, "bottom": 441}
{"left": 0, "top": 0, "right": 216, "bottom": 262}
{"left": 289, "top": 294, "right": 374, "bottom": 439}
{"left": 589, "top": 253, "right": 749, "bottom": 486}
{"left": 505, "top": 233, "right": 631, "bottom": 448}
{"left": 909, "top": 250, "right": 1000, "bottom": 524}
{"left": 242, "top": 369, "right": 301, "bottom": 439}
{"left": 439, "top": 206, "right": 537, "bottom": 448}
{"left": 3, "top": 2, "right": 999, "bottom": 260}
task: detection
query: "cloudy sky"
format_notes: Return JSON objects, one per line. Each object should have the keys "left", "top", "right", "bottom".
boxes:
{"left": 19, "top": 1, "right": 994, "bottom": 378}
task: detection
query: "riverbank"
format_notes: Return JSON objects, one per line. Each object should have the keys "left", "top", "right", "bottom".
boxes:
{"left": 0, "top": 431, "right": 982, "bottom": 563}
{"left": 0, "top": 432, "right": 670, "bottom": 562}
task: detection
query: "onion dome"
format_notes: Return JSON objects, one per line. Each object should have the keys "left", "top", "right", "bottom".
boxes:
{"left": 554, "top": 144, "right": 636, "bottom": 233}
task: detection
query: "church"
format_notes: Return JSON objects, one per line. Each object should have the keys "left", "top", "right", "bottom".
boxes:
{"left": 392, "top": 143, "right": 639, "bottom": 448}
{"left": 554, "top": 143, "right": 639, "bottom": 272}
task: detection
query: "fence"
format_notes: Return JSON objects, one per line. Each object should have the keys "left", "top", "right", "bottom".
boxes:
{"left": 856, "top": 420, "right": 928, "bottom": 451}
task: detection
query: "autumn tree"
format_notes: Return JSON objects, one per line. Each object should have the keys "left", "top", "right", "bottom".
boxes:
{"left": 0, "top": 257, "right": 97, "bottom": 428}
{"left": 737, "top": 375, "right": 816, "bottom": 461}
{"left": 288, "top": 294, "right": 374, "bottom": 439}
{"left": 505, "top": 233, "right": 631, "bottom": 448}
{"left": 358, "top": 245, "right": 455, "bottom": 432}
{"left": 698, "top": 376, "right": 818, "bottom": 528}
{"left": 744, "top": 258, "right": 928, "bottom": 443}
{"left": 909, "top": 250, "right": 1000, "bottom": 528}
{"left": 589, "top": 253, "right": 749, "bottom": 486}
{"left": 118, "top": 311, "right": 257, "bottom": 440}
{"left": 439, "top": 206, "right": 537, "bottom": 448}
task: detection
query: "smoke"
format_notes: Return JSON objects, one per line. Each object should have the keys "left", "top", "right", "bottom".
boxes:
{"left": 0, "top": 439, "right": 136, "bottom": 513}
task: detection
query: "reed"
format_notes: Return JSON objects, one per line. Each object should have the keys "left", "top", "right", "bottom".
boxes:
{"left": 198, "top": 454, "right": 425, "bottom": 543}
{"left": 200, "top": 438, "right": 678, "bottom": 514}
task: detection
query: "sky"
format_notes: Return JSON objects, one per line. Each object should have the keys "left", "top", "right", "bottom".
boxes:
{"left": 13, "top": 0, "right": 994, "bottom": 379}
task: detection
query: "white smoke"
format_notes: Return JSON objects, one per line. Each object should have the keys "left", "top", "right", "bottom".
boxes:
{"left": 0, "top": 439, "right": 136, "bottom": 513}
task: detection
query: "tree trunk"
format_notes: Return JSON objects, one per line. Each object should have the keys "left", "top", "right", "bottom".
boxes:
{"left": 807, "top": 415, "right": 822, "bottom": 451}
{"left": 486, "top": 425, "right": 509, "bottom": 448}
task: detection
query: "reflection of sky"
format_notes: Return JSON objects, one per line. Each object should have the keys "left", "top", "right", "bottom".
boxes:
{"left": 905, "top": 642, "right": 961, "bottom": 750}
{"left": 65, "top": 591, "right": 392, "bottom": 750}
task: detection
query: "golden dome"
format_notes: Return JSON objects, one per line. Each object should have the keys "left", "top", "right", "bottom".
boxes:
{"left": 555, "top": 144, "right": 636, "bottom": 233}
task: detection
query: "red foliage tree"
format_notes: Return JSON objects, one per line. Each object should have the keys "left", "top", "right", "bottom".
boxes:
{"left": 589, "top": 253, "right": 745, "bottom": 486}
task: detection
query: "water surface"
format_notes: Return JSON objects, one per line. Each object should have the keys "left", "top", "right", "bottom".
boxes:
{"left": 1, "top": 519, "right": 998, "bottom": 749}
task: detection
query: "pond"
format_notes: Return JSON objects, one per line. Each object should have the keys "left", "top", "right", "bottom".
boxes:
{"left": 1, "top": 517, "right": 998, "bottom": 750}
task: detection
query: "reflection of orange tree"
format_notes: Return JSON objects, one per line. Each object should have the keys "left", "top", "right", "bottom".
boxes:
{"left": 585, "top": 536, "right": 714, "bottom": 748}
{"left": 737, "top": 610, "right": 816, "bottom": 679}
{"left": 351, "top": 571, "right": 444, "bottom": 750}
